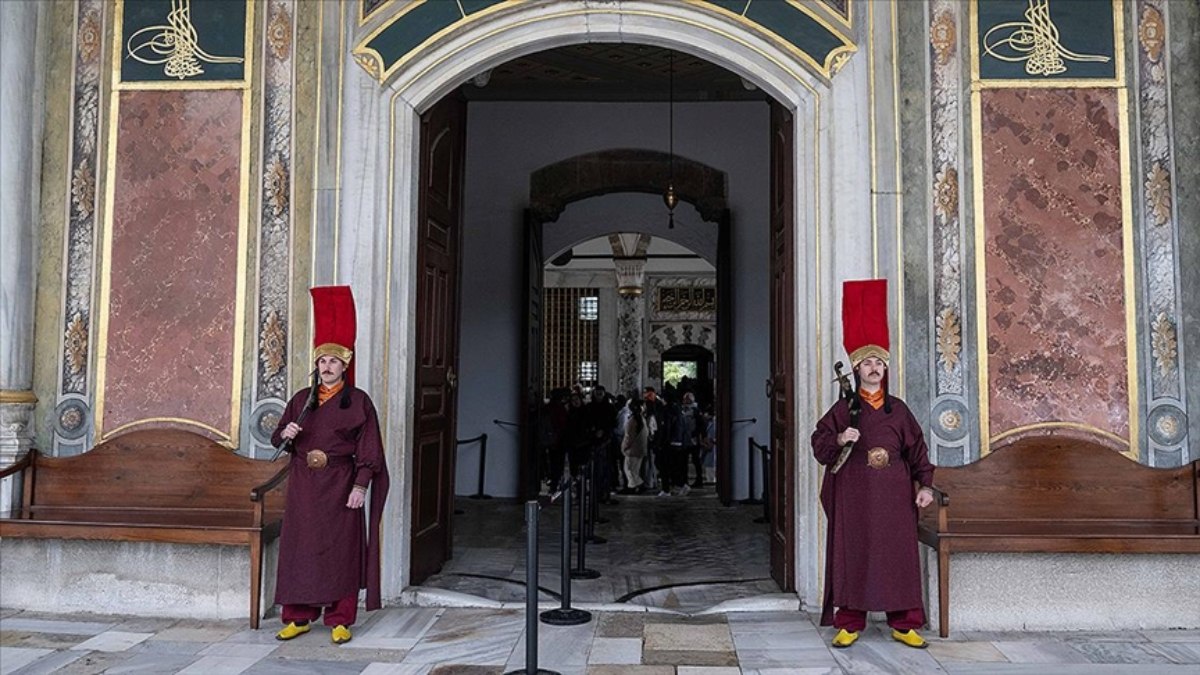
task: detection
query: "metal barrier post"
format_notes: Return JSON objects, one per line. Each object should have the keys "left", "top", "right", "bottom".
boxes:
{"left": 540, "top": 478, "right": 592, "bottom": 626}
{"left": 470, "top": 433, "right": 492, "bottom": 500}
{"left": 741, "top": 436, "right": 763, "bottom": 505}
{"left": 504, "top": 501, "right": 560, "bottom": 675}
{"left": 586, "top": 458, "right": 606, "bottom": 544}
{"left": 570, "top": 473, "right": 600, "bottom": 580}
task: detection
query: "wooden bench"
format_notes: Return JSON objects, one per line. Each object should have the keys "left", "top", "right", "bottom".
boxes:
{"left": 0, "top": 429, "right": 288, "bottom": 628}
{"left": 917, "top": 437, "right": 1200, "bottom": 637}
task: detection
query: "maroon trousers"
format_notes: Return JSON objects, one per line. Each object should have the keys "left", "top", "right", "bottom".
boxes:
{"left": 282, "top": 595, "right": 357, "bottom": 627}
{"left": 833, "top": 607, "right": 925, "bottom": 632}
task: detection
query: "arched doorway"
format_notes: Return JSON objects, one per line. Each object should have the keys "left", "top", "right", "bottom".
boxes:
{"left": 319, "top": 0, "right": 882, "bottom": 607}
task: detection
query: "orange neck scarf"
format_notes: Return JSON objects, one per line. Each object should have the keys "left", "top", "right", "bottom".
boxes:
{"left": 318, "top": 381, "right": 344, "bottom": 406}
{"left": 859, "top": 387, "right": 884, "bottom": 410}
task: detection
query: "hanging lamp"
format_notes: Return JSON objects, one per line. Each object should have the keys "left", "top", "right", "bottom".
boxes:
{"left": 664, "top": 50, "right": 678, "bottom": 229}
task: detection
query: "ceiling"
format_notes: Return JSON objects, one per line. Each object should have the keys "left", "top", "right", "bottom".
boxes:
{"left": 460, "top": 44, "right": 769, "bottom": 102}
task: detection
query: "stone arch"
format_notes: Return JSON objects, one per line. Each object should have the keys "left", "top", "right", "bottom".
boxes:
{"left": 529, "top": 149, "right": 728, "bottom": 225}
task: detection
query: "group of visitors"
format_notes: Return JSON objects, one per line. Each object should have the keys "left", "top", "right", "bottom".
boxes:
{"left": 539, "top": 383, "right": 715, "bottom": 498}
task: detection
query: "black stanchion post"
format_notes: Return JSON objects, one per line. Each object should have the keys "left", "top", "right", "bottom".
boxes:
{"left": 470, "top": 433, "right": 493, "bottom": 500}
{"left": 741, "top": 437, "right": 763, "bottom": 506}
{"left": 504, "top": 501, "right": 559, "bottom": 675}
{"left": 754, "top": 443, "right": 770, "bottom": 525}
{"left": 570, "top": 474, "right": 600, "bottom": 579}
{"left": 540, "top": 478, "right": 592, "bottom": 626}
{"left": 587, "top": 458, "right": 606, "bottom": 544}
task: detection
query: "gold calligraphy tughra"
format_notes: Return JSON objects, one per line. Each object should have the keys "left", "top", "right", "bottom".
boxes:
{"left": 983, "top": 0, "right": 1110, "bottom": 77}
{"left": 126, "top": 0, "right": 244, "bottom": 80}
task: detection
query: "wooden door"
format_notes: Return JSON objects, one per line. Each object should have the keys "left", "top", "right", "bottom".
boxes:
{"left": 716, "top": 210, "right": 733, "bottom": 506}
{"left": 410, "top": 95, "right": 467, "bottom": 585}
{"left": 768, "top": 101, "right": 796, "bottom": 592}
{"left": 519, "top": 210, "right": 544, "bottom": 500}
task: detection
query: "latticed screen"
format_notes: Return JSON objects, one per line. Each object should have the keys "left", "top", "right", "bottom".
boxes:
{"left": 544, "top": 288, "right": 600, "bottom": 391}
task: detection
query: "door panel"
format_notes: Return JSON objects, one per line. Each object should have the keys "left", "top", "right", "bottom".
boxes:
{"left": 768, "top": 101, "right": 796, "bottom": 592}
{"left": 410, "top": 95, "right": 466, "bottom": 585}
{"left": 717, "top": 210, "right": 733, "bottom": 506}
{"left": 520, "top": 210, "right": 544, "bottom": 500}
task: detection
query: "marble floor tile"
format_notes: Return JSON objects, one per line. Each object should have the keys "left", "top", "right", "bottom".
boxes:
{"left": 941, "top": 664, "right": 1200, "bottom": 674}
{"left": 640, "top": 649, "right": 738, "bottom": 666}
{"left": 151, "top": 621, "right": 240, "bottom": 643}
{"left": 1142, "top": 642, "right": 1200, "bottom": 664}
{"left": 990, "top": 640, "right": 1091, "bottom": 664}
{"left": 1071, "top": 641, "right": 1178, "bottom": 665}
{"left": 273, "top": 642, "right": 409, "bottom": 663}
{"left": 219, "top": 628, "right": 291, "bottom": 644}
{"left": 400, "top": 612, "right": 523, "bottom": 665}
{"left": 176, "top": 654, "right": 266, "bottom": 675}
{"left": 1, "top": 647, "right": 52, "bottom": 675}
{"left": 69, "top": 631, "right": 153, "bottom": 653}
{"left": 348, "top": 608, "right": 445, "bottom": 650}
{"left": 100, "top": 652, "right": 199, "bottom": 674}
{"left": 926, "top": 640, "right": 1009, "bottom": 663}
{"left": 741, "top": 669, "right": 842, "bottom": 675}
{"left": 0, "top": 631, "right": 89, "bottom": 650}
{"left": 732, "top": 629, "right": 826, "bottom": 650}
{"left": 360, "top": 665, "right": 433, "bottom": 675}
{"left": 197, "top": 642, "right": 279, "bottom": 660}
{"left": 643, "top": 622, "right": 733, "bottom": 651}
{"left": 587, "top": 637, "right": 642, "bottom": 664}
{"left": 594, "top": 613, "right": 645, "bottom": 638}
{"left": 128, "top": 639, "right": 208, "bottom": 656}
{"left": 676, "top": 667, "right": 742, "bottom": 675}
{"left": 242, "top": 658, "right": 372, "bottom": 674}
{"left": 734, "top": 646, "right": 839, "bottom": 669}
{"left": 0, "top": 619, "right": 114, "bottom": 636}
{"left": 51, "top": 652, "right": 139, "bottom": 675}
{"left": 506, "top": 620, "right": 595, "bottom": 668}
{"left": 5, "top": 649, "right": 85, "bottom": 675}
{"left": 583, "top": 666, "right": 674, "bottom": 674}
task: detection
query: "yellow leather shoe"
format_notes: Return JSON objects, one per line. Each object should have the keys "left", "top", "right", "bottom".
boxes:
{"left": 275, "top": 622, "right": 310, "bottom": 641}
{"left": 331, "top": 625, "right": 352, "bottom": 644}
{"left": 892, "top": 629, "right": 928, "bottom": 648}
{"left": 831, "top": 629, "right": 859, "bottom": 648}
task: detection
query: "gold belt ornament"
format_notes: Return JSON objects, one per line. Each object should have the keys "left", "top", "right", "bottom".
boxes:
{"left": 306, "top": 449, "right": 328, "bottom": 470}
{"left": 867, "top": 447, "right": 890, "bottom": 470}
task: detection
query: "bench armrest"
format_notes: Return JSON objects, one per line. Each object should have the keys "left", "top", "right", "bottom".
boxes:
{"left": 929, "top": 484, "right": 950, "bottom": 533}
{"left": 250, "top": 465, "right": 289, "bottom": 503}
{"left": 0, "top": 451, "right": 33, "bottom": 479}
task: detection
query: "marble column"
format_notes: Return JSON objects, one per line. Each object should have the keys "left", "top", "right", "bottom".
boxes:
{"left": 617, "top": 292, "right": 645, "bottom": 396}
{"left": 0, "top": 0, "right": 45, "bottom": 508}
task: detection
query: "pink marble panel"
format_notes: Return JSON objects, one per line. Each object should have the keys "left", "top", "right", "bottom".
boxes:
{"left": 980, "top": 88, "right": 1128, "bottom": 444}
{"left": 103, "top": 89, "right": 243, "bottom": 438}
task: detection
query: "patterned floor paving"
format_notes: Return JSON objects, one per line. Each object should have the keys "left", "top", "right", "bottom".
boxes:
{"left": 2, "top": 607, "right": 1198, "bottom": 674}
{"left": 422, "top": 489, "right": 781, "bottom": 611}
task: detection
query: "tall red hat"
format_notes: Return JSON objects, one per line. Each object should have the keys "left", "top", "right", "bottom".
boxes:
{"left": 842, "top": 279, "right": 890, "bottom": 368}
{"left": 311, "top": 286, "right": 356, "bottom": 386}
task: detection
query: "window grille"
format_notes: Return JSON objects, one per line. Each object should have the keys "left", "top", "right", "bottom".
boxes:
{"left": 544, "top": 288, "right": 600, "bottom": 391}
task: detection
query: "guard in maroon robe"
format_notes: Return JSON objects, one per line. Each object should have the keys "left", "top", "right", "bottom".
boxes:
{"left": 271, "top": 286, "right": 389, "bottom": 645}
{"left": 812, "top": 279, "right": 935, "bottom": 649}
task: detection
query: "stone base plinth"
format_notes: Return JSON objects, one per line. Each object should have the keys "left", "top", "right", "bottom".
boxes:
{"left": 0, "top": 539, "right": 279, "bottom": 621}
{"left": 925, "top": 551, "right": 1200, "bottom": 632}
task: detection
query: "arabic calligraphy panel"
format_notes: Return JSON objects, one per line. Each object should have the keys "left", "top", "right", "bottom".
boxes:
{"left": 976, "top": 0, "right": 1116, "bottom": 81}
{"left": 121, "top": 0, "right": 247, "bottom": 83}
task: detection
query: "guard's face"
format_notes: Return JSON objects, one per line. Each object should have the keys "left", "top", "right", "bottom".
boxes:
{"left": 317, "top": 355, "right": 346, "bottom": 386}
{"left": 857, "top": 356, "right": 886, "bottom": 387}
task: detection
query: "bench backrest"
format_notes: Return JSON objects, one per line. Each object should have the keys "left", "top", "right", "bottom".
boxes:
{"left": 28, "top": 429, "right": 283, "bottom": 511}
{"left": 926, "top": 437, "right": 1200, "bottom": 522}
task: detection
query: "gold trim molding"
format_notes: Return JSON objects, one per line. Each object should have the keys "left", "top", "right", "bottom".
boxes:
{"left": 0, "top": 390, "right": 39, "bottom": 405}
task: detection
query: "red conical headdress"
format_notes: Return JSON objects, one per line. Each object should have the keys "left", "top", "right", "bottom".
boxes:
{"left": 842, "top": 279, "right": 890, "bottom": 368}
{"left": 311, "top": 286, "right": 356, "bottom": 387}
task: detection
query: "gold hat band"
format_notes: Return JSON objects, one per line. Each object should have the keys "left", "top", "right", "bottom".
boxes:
{"left": 850, "top": 345, "right": 890, "bottom": 368}
{"left": 313, "top": 342, "right": 353, "bottom": 364}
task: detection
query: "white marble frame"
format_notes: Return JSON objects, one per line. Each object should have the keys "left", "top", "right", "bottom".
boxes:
{"left": 324, "top": 0, "right": 882, "bottom": 608}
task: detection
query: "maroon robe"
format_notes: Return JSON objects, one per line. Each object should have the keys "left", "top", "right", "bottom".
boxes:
{"left": 271, "top": 387, "right": 390, "bottom": 610}
{"left": 811, "top": 395, "right": 934, "bottom": 626}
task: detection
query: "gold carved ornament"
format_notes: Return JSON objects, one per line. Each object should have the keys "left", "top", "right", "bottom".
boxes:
{"left": 79, "top": 10, "right": 102, "bottom": 64}
{"left": 935, "top": 308, "right": 962, "bottom": 373}
{"left": 1138, "top": 6, "right": 1165, "bottom": 62}
{"left": 72, "top": 161, "right": 95, "bottom": 220}
{"left": 1145, "top": 162, "right": 1172, "bottom": 227}
{"left": 65, "top": 312, "right": 89, "bottom": 376}
{"left": 983, "top": 0, "right": 1110, "bottom": 77}
{"left": 260, "top": 311, "right": 287, "bottom": 379}
{"left": 267, "top": 6, "right": 292, "bottom": 60}
{"left": 930, "top": 11, "right": 956, "bottom": 66}
{"left": 125, "top": 0, "right": 244, "bottom": 80}
{"left": 934, "top": 167, "right": 958, "bottom": 221}
{"left": 265, "top": 157, "right": 289, "bottom": 218}
{"left": 1151, "top": 312, "right": 1177, "bottom": 378}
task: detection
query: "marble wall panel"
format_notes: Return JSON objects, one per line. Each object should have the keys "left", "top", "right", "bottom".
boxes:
{"left": 101, "top": 90, "right": 243, "bottom": 438}
{"left": 979, "top": 88, "right": 1129, "bottom": 446}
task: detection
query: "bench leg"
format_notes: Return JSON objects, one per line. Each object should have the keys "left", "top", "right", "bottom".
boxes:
{"left": 250, "top": 535, "right": 263, "bottom": 630}
{"left": 938, "top": 543, "right": 950, "bottom": 638}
